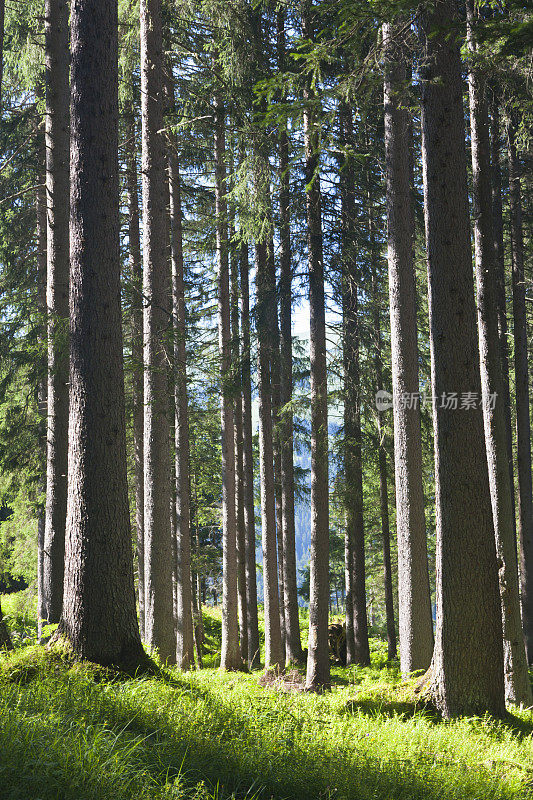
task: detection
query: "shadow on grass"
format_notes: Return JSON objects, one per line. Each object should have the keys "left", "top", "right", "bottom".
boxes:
{"left": 342, "top": 696, "right": 441, "bottom": 723}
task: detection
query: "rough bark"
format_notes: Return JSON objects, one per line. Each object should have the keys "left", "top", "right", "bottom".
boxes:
{"left": 214, "top": 92, "right": 240, "bottom": 671}
{"left": 507, "top": 119, "right": 533, "bottom": 665}
{"left": 303, "top": 1, "right": 330, "bottom": 691}
{"left": 277, "top": 6, "right": 302, "bottom": 665}
{"left": 467, "top": 2, "right": 531, "bottom": 705}
{"left": 43, "top": 0, "right": 70, "bottom": 624}
{"left": 140, "top": 0, "right": 175, "bottom": 663}
{"left": 0, "top": 0, "right": 4, "bottom": 112}
{"left": 57, "top": 0, "right": 146, "bottom": 669}
{"left": 125, "top": 112, "right": 145, "bottom": 641}
{"left": 339, "top": 102, "right": 369, "bottom": 667}
{"left": 256, "top": 233, "right": 284, "bottom": 671}
{"left": 167, "top": 83, "right": 195, "bottom": 670}
{"left": 239, "top": 238, "right": 260, "bottom": 668}
{"left": 420, "top": 0, "right": 505, "bottom": 717}
{"left": 383, "top": 22, "right": 434, "bottom": 673}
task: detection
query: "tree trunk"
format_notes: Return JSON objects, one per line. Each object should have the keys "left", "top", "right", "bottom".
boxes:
{"left": 140, "top": 0, "right": 175, "bottom": 663}
{"left": 230, "top": 186, "right": 248, "bottom": 665}
{"left": 167, "top": 83, "right": 195, "bottom": 670}
{"left": 507, "top": 118, "right": 533, "bottom": 665}
{"left": 467, "top": 2, "right": 531, "bottom": 705}
{"left": 43, "top": 0, "right": 70, "bottom": 625}
{"left": 125, "top": 112, "right": 145, "bottom": 641}
{"left": 420, "top": 0, "right": 505, "bottom": 717}
{"left": 383, "top": 22, "right": 433, "bottom": 674}
{"left": 303, "top": 1, "right": 330, "bottom": 691}
{"left": 239, "top": 237, "right": 260, "bottom": 668}
{"left": 214, "top": 91, "right": 240, "bottom": 671}
{"left": 0, "top": 0, "right": 4, "bottom": 112}
{"left": 36, "top": 108, "right": 47, "bottom": 641}
{"left": 277, "top": 6, "right": 302, "bottom": 665}
{"left": 57, "top": 0, "right": 146, "bottom": 670}
{"left": 490, "top": 95, "right": 516, "bottom": 545}
{"left": 0, "top": 600, "right": 12, "bottom": 650}
{"left": 256, "top": 232, "right": 284, "bottom": 671}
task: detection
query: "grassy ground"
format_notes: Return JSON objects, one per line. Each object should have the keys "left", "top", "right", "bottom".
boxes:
{"left": 2, "top": 594, "right": 533, "bottom": 799}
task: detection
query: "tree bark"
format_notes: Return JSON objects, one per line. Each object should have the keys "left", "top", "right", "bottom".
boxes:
{"left": 277, "top": 6, "right": 302, "bottom": 665}
{"left": 383, "top": 22, "right": 434, "bottom": 674}
{"left": 214, "top": 91, "right": 240, "bottom": 671}
{"left": 507, "top": 118, "right": 533, "bottom": 665}
{"left": 0, "top": 0, "right": 4, "bottom": 112}
{"left": 467, "top": 1, "right": 531, "bottom": 705}
{"left": 125, "top": 112, "right": 145, "bottom": 641}
{"left": 420, "top": 0, "right": 505, "bottom": 717}
{"left": 140, "top": 0, "right": 175, "bottom": 663}
{"left": 43, "top": 0, "right": 70, "bottom": 624}
{"left": 256, "top": 232, "right": 284, "bottom": 670}
{"left": 303, "top": 1, "right": 330, "bottom": 691}
{"left": 339, "top": 102, "right": 369, "bottom": 667}
{"left": 57, "top": 0, "right": 146, "bottom": 670}
{"left": 167, "top": 82, "right": 195, "bottom": 670}
{"left": 239, "top": 237, "right": 260, "bottom": 668}
{"left": 0, "top": 600, "right": 12, "bottom": 650}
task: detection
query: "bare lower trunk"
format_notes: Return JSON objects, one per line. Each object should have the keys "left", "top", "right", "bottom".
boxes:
{"left": 36, "top": 113, "right": 47, "bottom": 641}
{"left": 167, "top": 87, "right": 195, "bottom": 670}
{"left": 125, "top": 113, "right": 145, "bottom": 641}
{"left": 507, "top": 120, "right": 533, "bottom": 665}
{"left": 141, "top": 0, "right": 175, "bottom": 663}
{"left": 57, "top": 0, "right": 145, "bottom": 670}
{"left": 420, "top": 0, "right": 505, "bottom": 717}
{"left": 215, "top": 92, "right": 240, "bottom": 671}
{"left": 277, "top": 9, "right": 302, "bottom": 664}
{"left": 383, "top": 22, "right": 433, "bottom": 674}
{"left": 303, "top": 1, "right": 330, "bottom": 691}
{"left": 467, "top": 2, "right": 531, "bottom": 705}
{"left": 240, "top": 239, "right": 260, "bottom": 668}
{"left": 43, "top": 0, "right": 70, "bottom": 624}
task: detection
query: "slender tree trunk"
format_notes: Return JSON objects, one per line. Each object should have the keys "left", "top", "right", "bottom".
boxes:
{"left": 507, "top": 119, "right": 533, "bottom": 665}
{"left": 303, "top": 1, "right": 330, "bottom": 691}
{"left": 167, "top": 86, "right": 195, "bottom": 670}
{"left": 0, "top": 600, "right": 12, "bottom": 650}
{"left": 214, "top": 91, "right": 240, "bottom": 671}
{"left": 383, "top": 22, "right": 433, "bottom": 674}
{"left": 490, "top": 95, "right": 516, "bottom": 545}
{"left": 370, "top": 249, "right": 397, "bottom": 662}
{"left": 140, "top": 0, "right": 175, "bottom": 663}
{"left": 125, "top": 113, "right": 145, "bottom": 641}
{"left": 56, "top": 0, "right": 146, "bottom": 670}
{"left": 240, "top": 238, "right": 260, "bottom": 668}
{"left": 256, "top": 233, "right": 284, "bottom": 670}
{"left": 339, "top": 102, "right": 369, "bottom": 667}
{"left": 36, "top": 109, "right": 47, "bottom": 641}
{"left": 230, "top": 187, "right": 248, "bottom": 665}
{"left": 467, "top": 2, "right": 531, "bottom": 705}
{"left": 277, "top": 6, "right": 302, "bottom": 665}
{"left": 43, "top": 0, "right": 70, "bottom": 624}
{"left": 0, "top": 0, "right": 4, "bottom": 112}
{"left": 420, "top": 0, "right": 505, "bottom": 717}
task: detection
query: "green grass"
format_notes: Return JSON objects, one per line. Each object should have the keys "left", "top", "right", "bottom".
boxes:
{"left": 1, "top": 598, "right": 533, "bottom": 799}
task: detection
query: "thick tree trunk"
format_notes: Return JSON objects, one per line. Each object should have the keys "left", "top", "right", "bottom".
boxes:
{"left": 420, "top": 0, "right": 505, "bottom": 717}
{"left": 57, "top": 0, "right": 146, "bottom": 670}
{"left": 507, "top": 119, "right": 533, "bottom": 665}
{"left": 239, "top": 238, "right": 260, "bottom": 668}
{"left": 167, "top": 86, "right": 195, "bottom": 670}
{"left": 490, "top": 96, "right": 516, "bottom": 544}
{"left": 256, "top": 233, "right": 284, "bottom": 671}
{"left": 36, "top": 111, "right": 47, "bottom": 641}
{"left": 467, "top": 2, "right": 531, "bottom": 705}
{"left": 43, "top": 0, "right": 70, "bottom": 624}
{"left": 383, "top": 23, "right": 433, "bottom": 674}
{"left": 303, "top": 1, "right": 330, "bottom": 691}
{"left": 340, "top": 103, "right": 369, "bottom": 667}
{"left": 277, "top": 7, "right": 302, "bottom": 665}
{"left": 140, "top": 0, "right": 175, "bottom": 663}
{"left": 125, "top": 113, "right": 145, "bottom": 641}
{"left": 214, "top": 92, "right": 240, "bottom": 671}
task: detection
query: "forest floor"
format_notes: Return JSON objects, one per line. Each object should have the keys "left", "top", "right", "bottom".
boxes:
{"left": 2, "top": 592, "right": 533, "bottom": 799}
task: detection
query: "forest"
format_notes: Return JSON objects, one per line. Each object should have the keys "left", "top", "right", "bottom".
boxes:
{"left": 0, "top": 0, "right": 532, "bottom": 796}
